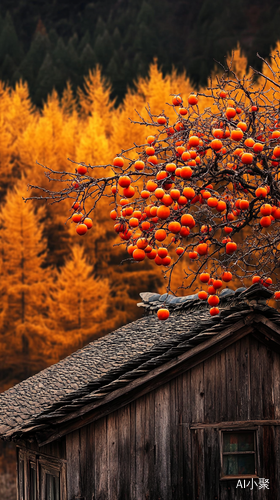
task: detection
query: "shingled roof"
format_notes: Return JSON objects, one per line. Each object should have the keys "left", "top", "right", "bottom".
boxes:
{"left": 0, "top": 283, "right": 279, "bottom": 442}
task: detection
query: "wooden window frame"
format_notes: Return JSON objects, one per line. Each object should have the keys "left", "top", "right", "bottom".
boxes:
{"left": 16, "top": 447, "right": 67, "bottom": 500}
{"left": 29, "top": 458, "right": 37, "bottom": 500}
{"left": 219, "top": 427, "right": 259, "bottom": 480}
{"left": 18, "top": 449, "right": 27, "bottom": 500}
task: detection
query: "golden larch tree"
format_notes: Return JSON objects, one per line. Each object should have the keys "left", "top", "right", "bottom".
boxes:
{"left": 48, "top": 244, "right": 113, "bottom": 352}
{"left": 0, "top": 179, "right": 51, "bottom": 351}
{"left": 77, "top": 66, "right": 115, "bottom": 139}
{"left": 0, "top": 81, "right": 36, "bottom": 190}
{"left": 0, "top": 178, "right": 58, "bottom": 387}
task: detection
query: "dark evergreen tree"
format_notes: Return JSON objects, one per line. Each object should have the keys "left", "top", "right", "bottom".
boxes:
{"left": 0, "top": 12, "right": 22, "bottom": 65}
{"left": 83, "top": 3, "right": 99, "bottom": 34}
{"left": 112, "top": 27, "right": 121, "bottom": 49}
{"left": 94, "top": 30, "right": 114, "bottom": 68}
{"left": 1, "top": 0, "right": 280, "bottom": 106}
{"left": 33, "top": 53, "right": 63, "bottom": 105}
{"left": 48, "top": 28, "right": 58, "bottom": 48}
{"left": 0, "top": 13, "right": 4, "bottom": 34}
{"left": 0, "top": 54, "right": 16, "bottom": 81}
{"left": 24, "top": 32, "right": 51, "bottom": 75}
{"left": 53, "top": 37, "right": 69, "bottom": 66}
{"left": 136, "top": 0, "right": 155, "bottom": 25}
{"left": 93, "top": 16, "right": 105, "bottom": 42}
{"left": 78, "top": 30, "right": 91, "bottom": 53}
{"left": 80, "top": 43, "right": 97, "bottom": 75}
{"left": 68, "top": 33, "right": 79, "bottom": 51}
{"left": 66, "top": 39, "right": 81, "bottom": 74}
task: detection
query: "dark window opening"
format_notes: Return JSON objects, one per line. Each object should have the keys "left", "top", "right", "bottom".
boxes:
{"left": 222, "top": 430, "right": 256, "bottom": 476}
{"left": 45, "top": 472, "right": 60, "bottom": 500}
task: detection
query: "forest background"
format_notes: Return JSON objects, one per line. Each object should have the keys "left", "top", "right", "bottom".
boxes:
{"left": 1, "top": 0, "right": 280, "bottom": 498}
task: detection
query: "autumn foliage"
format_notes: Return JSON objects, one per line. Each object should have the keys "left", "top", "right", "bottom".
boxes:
{"left": 3, "top": 45, "right": 280, "bottom": 392}
{"left": 26, "top": 46, "right": 280, "bottom": 319}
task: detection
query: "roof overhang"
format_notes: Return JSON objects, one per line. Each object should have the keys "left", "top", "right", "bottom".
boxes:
{"left": 28, "top": 313, "right": 280, "bottom": 446}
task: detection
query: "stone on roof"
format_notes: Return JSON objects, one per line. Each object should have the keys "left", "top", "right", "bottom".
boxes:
{"left": 0, "top": 284, "right": 278, "bottom": 441}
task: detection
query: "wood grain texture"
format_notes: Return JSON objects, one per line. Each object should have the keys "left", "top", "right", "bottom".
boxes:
{"left": 215, "top": 349, "right": 227, "bottom": 422}
{"left": 38, "top": 322, "right": 253, "bottom": 445}
{"left": 169, "top": 377, "right": 179, "bottom": 499}
{"left": 94, "top": 417, "right": 108, "bottom": 500}
{"left": 143, "top": 390, "right": 155, "bottom": 500}
{"left": 135, "top": 395, "right": 145, "bottom": 500}
{"left": 107, "top": 411, "right": 118, "bottom": 500}
{"left": 190, "top": 363, "right": 204, "bottom": 423}
{"left": 19, "top": 329, "right": 280, "bottom": 499}
{"left": 204, "top": 354, "right": 216, "bottom": 423}
{"left": 129, "top": 401, "right": 136, "bottom": 500}
{"left": 154, "top": 382, "right": 171, "bottom": 500}
{"left": 225, "top": 343, "right": 236, "bottom": 421}
{"left": 182, "top": 371, "right": 192, "bottom": 500}
{"left": 236, "top": 336, "right": 250, "bottom": 421}
{"left": 118, "top": 405, "right": 131, "bottom": 500}
{"left": 192, "top": 428, "right": 205, "bottom": 500}
{"left": 66, "top": 429, "right": 81, "bottom": 499}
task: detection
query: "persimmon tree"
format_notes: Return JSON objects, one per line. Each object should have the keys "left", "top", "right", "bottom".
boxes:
{"left": 27, "top": 54, "right": 280, "bottom": 319}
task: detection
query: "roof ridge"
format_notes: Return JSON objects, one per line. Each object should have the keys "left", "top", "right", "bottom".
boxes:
{"left": 138, "top": 283, "right": 273, "bottom": 313}
{"left": 0, "top": 283, "right": 279, "bottom": 441}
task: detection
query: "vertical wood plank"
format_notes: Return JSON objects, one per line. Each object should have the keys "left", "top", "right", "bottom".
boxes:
{"left": 41, "top": 439, "right": 66, "bottom": 460}
{"left": 154, "top": 382, "right": 171, "bottom": 500}
{"left": 107, "top": 412, "right": 118, "bottom": 500}
{"left": 204, "top": 427, "right": 220, "bottom": 500}
{"left": 118, "top": 405, "right": 131, "bottom": 500}
{"left": 79, "top": 425, "right": 87, "bottom": 497}
{"left": 259, "top": 343, "right": 274, "bottom": 419}
{"left": 135, "top": 396, "right": 145, "bottom": 499}
{"left": 86, "top": 422, "right": 95, "bottom": 500}
{"left": 215, "top": 349, "right": 227, "bottom": 422}
{"left": 182, "top": 370, "right": 192, "bottom": 500}
{"left": 274, "top": 426, "right": 280, "bottom": 500}
{"left": 263, "top": 426, "right": 276, "bottom": 498}
{"left": 130, "top": 401, "right": 136, "bottom": 500}
{"left": 236, "top": 337, "right": 250, "bottom": 421}
{"left": 169, "top": 377, "right": 179, "bottom": 499}
{"left": 66, "top": 429, "right": 81, "bottom": 499}
{"left": 176, "top": 373, "right": 184, "bottom": 500}
{"left": 204, "top": 355, "right": 216, "bottom": 424}
{"left": 95, "top": 417, "right": 108, "bottom": 500}
{"left": 190, "top": 364, "right": 204, "bottom": 423}
{"left": 249, "top": 336, "right": 263, "bottom": 420}
{"left": 192, "top": 429, "right": 205, "bottom": 500}
{"left": 225, "top": 343, "right": 236, "bottom": 421}
{"left": 143, "top": 390, "right": 155, "bottom": 500}
{"left": 272, "top": 350, "right": 280, "bottom": 419}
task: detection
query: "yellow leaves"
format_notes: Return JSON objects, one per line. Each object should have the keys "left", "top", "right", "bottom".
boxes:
{"left": 77, "top": 65, "right": 115, "bottom": 139}
{"left": 0, "top": 178, "right": 48, "bottom": 283}
{"left": 259, "top": 42, "right": 280, "bottom": 103}
{"left": 49, "top": 245, "right": 110, "bottom": 334}
{"left": 226, "top": 44, "right": 253, "bottom": 79}
{"left": 76, "top": 110, "right": 110, "bottom": 167}
{"left": 135, "top": 58, "right": 171, "bottom": 112}
{"left": 17, "top": 90, "right": 80, "bottom": 186}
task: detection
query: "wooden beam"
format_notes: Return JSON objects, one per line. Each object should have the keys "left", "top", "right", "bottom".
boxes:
{"left": 251, "top": 314, "right": 280, "bottom": 337}
{"left": 38, "top": 319, "right": 254, "bottom": 446}
{"left": 251, "top": 321, "right": 280, "bottom": 350}
{"left": 189, "top": 419, "right": 280, "bottom": 429}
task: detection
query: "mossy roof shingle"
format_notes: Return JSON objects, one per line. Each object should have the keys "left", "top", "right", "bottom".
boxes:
{"left": 0, "top": 284, "right": 279, "bottom": 440}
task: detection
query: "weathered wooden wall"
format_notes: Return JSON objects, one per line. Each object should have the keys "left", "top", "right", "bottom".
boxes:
{"left": 26, "top": 437, "right": 66, "bottom": 460}
{"left": 63, "top": 334, "right": 280, "bottom": 500}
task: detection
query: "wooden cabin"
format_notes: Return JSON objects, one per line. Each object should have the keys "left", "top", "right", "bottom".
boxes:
{"left": 1, "top": 283, "right": 280, "bottom": 500}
